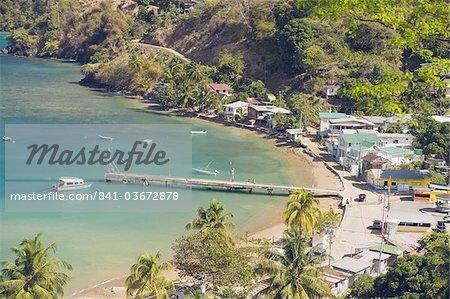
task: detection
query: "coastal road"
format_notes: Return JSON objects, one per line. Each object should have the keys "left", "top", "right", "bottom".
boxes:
{"left": 131, "top": 40, "right": 190, "bottom": 62}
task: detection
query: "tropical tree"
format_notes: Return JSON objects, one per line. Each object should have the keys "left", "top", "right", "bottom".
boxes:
{"left": 172, "top": 229, "right": 254, "bottom": 293}
{"left": 185, "top": 199, "right": 235, "bottom": 234}
{"left": 252, "top": 229, "right": 332, "bottom": 298}
{"left": 282, "top": 189, "right": 321, "bottom": 234}
{"left": 316, "top": 207, "right": 341, "bottom": 233}
{"left": 0, "top": 233, "right": 72, "bottom": 298}
{"left": 125, "top": 252, "right": 174, "bottom": 299}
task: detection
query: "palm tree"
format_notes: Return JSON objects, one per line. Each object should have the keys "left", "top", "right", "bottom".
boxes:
{"left": 283, "top": 189, "right": 321, "bottom": 234}
{"left": 188, "top": 62, "right": 207, "bottom": 84}
{"left": 252, "top": 229, "right": 332, "bottom": 299}
{"left": 0, "top": 233, "right": 72, "bottom": 298}
{"left": 185, "top": 199, "right": 235, "bottom": 233}
{"left": 126, "top": 252, "right": 174, "bottom": 299}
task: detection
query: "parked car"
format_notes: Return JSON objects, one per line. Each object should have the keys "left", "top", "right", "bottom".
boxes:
{"left": 372, "top": 220, "right": 382, "bottom": 230}
{"left": 357, "top": 193, "right": 367, "bottom": 202}
{"left": 443, "top": 215, "right": 450, "bottom": 223}
{"left": 436, "top": 221, "right": 447, "bottom": 233}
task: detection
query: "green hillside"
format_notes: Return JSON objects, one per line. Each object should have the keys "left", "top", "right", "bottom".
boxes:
{"left": 1, "top": 0, "right": 449, "bottom": 116}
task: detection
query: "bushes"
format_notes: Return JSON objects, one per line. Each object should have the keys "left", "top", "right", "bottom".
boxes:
{"left": 82, "top": 53, "right": 164, "bottom": 95}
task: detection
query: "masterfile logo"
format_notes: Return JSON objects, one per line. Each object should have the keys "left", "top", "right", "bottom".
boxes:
{"left": 3, "top": 124, "right": 192, "bottom": 212}
{"left": 25, "top": 141, "right": 170, "bottom": 171}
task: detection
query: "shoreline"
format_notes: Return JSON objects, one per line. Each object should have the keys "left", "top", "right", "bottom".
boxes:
{"left": 72, "top": 97, "right": 341, "bottom": 298}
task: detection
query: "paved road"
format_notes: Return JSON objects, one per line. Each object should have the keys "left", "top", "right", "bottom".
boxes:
{"left": 331, "top": 177, "right": 442, "bottom": 260}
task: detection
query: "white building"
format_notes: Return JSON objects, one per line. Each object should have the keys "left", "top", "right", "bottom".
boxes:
{"left": 223, "top": 101, "right": 249, "bottom": 119}
{"left": 319, "top": 112, "right": 347, "bottom": 137}
{"left": 377, "top": 133, "right": 414, "bottom": 148}
{"left": 328, "top": 117, "right": 376, "bottom": 137}
{"left": 208, "top": 83, "right": 231, "bottom": 99}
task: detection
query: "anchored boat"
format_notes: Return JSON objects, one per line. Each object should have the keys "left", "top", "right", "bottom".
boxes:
{"left": 98, "top": 135, "right": 113, "bottom": 141}
{"left": 193, "top": 160, "right": 220, "bottom": 176}
{"left": 191, "top": 130, "right": 207, "bottom": 135}
{"left": 53, "top": 177, "right": 92, "bottom": 191}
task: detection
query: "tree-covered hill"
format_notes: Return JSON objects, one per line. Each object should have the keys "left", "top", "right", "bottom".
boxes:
{"left": 1, "top": 0, "right": 449, "bottom": 116}
{"left": 150, "top": 0, "right": 450, "bottom": 115}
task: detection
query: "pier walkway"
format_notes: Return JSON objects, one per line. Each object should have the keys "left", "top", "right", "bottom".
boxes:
{"left": 104, "top": 172, "right": 343, "bottom": 198}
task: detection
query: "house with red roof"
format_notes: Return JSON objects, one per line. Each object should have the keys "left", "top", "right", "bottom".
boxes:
{"left": 208, "top": 83, "right": 231, "bottom": 99}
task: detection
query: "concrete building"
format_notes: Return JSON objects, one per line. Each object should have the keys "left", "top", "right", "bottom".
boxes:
{"left": 247, "top": 105, "right": 291, "bottom": 128}
{"left": 223, "top": 101, "right": 248, "bottom": 120}
{"left": 328, "top": 117, "right": 376, "bottom": 137}
{"left": 366, "top": 169, "right": 432, "bottom": 191}
{"left": 323, "top": 269, "right": 351, "bottom": 297}
{"left": 319, "top": 112, "right": 347, "bottom": 137}
{"left": 208, "top": 83, "right": 231, "bottom": 99}
{"left": 331, "top": 257, "right": 372, "bottom": 285}
{"left": 377, "top": 133, "right": 414, "bottom": 148}
{"left": 386, "top": 210, "right": 434, "bottom": 233}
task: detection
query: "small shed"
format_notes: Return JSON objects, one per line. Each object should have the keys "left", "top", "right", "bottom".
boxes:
{"left": 286, "top": 128, "right": 303, "bottom": 142}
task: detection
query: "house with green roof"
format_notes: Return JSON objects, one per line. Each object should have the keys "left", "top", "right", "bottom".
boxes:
{"left": 319, "top": 112, "right": 347, "bottom": 136}
{"left": 378, "top": 147, "right": 417, "bottom": 165}
{"left": 333, "top": 133, "right": 384, "bottom": 175}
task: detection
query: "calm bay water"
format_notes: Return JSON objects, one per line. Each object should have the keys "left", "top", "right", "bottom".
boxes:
{"left": 0, "top": 32, "right": 9, "bottom": 49}
{"left": 0, "top": 54, "right": 304, "bottom": 293}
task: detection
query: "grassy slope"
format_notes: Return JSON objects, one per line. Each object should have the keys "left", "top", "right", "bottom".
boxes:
{"left": 147, "top": 0, "right": 291, "bottom": 91}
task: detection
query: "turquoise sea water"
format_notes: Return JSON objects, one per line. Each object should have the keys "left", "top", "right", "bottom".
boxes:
{"left": 0, "top": 55, "right": 305, "bottom": 293}
{"left": 0, "top": 32, "right": 9, "bottom": 49}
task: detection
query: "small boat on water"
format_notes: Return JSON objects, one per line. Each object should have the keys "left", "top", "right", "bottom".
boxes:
{"left": 98, "top": 135, "right": 113, "bottom": 141}
{"left": 142, "top": 139, "right": 153, "bottom": 145}
{"left": 193, "top": 161, "right": 220, "bottom": 176}
{"left": 191, "top": 130, "right": 207, "bottom": 135}
{"left": 53, "top": 177, "right": 92, "bottom": 191}
{"left": 2, "top": 136, "right": 13, "bottom": 142}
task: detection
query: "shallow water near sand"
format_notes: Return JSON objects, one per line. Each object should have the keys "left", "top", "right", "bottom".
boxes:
{"left": 0, "top": 52, "right": 310, "bottom": 293}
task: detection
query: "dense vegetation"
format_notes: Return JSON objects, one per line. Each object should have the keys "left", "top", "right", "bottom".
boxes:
{"left": 3, "top": 0, "right": 449, "bottom": 116}
{"left": 0, "top": 233, "right": 72, "bottom": 298}
{"left": 348, "top": 232, "right": 450, "bottom": 299}
{"left": 147, "top": 0, "right": 450, "bottom": 116}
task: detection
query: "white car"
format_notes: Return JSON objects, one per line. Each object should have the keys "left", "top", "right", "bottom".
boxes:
{"left": 443, "top": 215, "right": 450, "bottom": 223}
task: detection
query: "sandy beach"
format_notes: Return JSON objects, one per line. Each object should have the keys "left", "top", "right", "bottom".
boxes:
{"left": 71, "top": 98, "right": 341, "bottom": 298}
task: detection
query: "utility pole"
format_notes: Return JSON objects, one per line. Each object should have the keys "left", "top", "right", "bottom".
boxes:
{"left": 378, "top": 178, "right": 391, "bottom": 274}
{"left": 325, "top": 227, "right": 335, "bottom": 267}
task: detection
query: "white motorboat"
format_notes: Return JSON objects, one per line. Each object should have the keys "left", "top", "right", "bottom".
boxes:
{"left": 53, "top": 177, "right": 92, "bottom": 191}
{"left": 2, "top": 136, "right": 13, "bottom": 142}
{"left": 193, "top": 161, "right": 219, "bottom": 176}
{"left": 142, "top": 139, "right": 153, "bottom": 145}
{"left": 191, "top": 130, "right": 207, "bottom": 135}
{"left": 98, "top": 135, "right": 113, "bottom": 141}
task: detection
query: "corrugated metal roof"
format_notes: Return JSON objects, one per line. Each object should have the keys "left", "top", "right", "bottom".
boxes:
{"left": 319, "top": 112, "right": 347, "bottom": 119}
{"left": 371, "top": 169, "right": 432, "bottom": 180}
{"left": 381, "top": 147, "right": 414, "bottom": 157}
{"left": 223, "top": 101, "right": 248, "bottom": 108}
{"left": 331, "top": 257, "right": 372, "bottom": 273}
{"left": 369, "top": 243, "right": 404, "bottom": 255}
{"left": 341, "top": 133, "right": 381, "bottom": 144}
